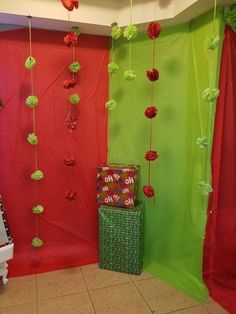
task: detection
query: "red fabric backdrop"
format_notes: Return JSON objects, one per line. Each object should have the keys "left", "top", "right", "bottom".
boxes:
{"left": 0, "top": 28, "right": 109, "bottom": 276}
{"left": 203, "top": 26, "right": 236, "bottom": 314}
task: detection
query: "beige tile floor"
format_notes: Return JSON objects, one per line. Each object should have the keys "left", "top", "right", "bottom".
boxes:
{"left": 0, "top": 264, "right": 229, "bottom": 314}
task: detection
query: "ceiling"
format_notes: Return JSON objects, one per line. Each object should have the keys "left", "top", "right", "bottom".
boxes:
{"left": 0, "top": 0, "right": 234, "bottom": 35}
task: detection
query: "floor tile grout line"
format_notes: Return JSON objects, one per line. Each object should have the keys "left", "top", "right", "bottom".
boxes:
{"left": 86, "top": 279, "right": 134, "bottom": 292}
{"left": 165, "top": 304, "right": 211, "bottom": 314}
{"left": 80, "top": 267, "right": 97, "bottom": 314}
{"left": 132, "top": 280, "right": 154, "bottom": 313}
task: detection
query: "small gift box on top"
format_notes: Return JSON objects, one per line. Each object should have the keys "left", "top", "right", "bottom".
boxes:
{"left": 97, "top": 164, "right": 139, "bottom": 208}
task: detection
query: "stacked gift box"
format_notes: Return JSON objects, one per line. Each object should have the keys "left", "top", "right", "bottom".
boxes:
{"left": 97, "top": 165, "right": 144, "bottom": 275}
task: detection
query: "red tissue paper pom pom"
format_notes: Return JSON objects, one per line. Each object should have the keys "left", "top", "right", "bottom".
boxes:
{"left": 145, "top": 150, "right": 159, "bottom": 161}
{"left": 64, "top": 156, "right": 76, "bottom": 166}
{"left": 71, "top": 0, "right": 79, "bottom": 9}
{"left": 65, "top": 115, "right": 78, "bottom": 132}
{"left": 61, "top": 0, "right": 79, "bottom": 11}
{"left": 65, "top": 190, "right": 77, "bottom": 200}
{"left": 146, "top": 68, "right": 159, "bottom": 81}
{"left": 144, "top": 106, "right": 158, "bottom": 119}
{"left": 63, "top": 78, "right": 77, "bottom": 89}
{"left": 64, "top": 32, "right": 78, "bottom": 47}
{"left": 143, "top": 185, "right": 155, "bottom": 198}
{"left": 147, "top": 22, "right": 161, "bottom": 40}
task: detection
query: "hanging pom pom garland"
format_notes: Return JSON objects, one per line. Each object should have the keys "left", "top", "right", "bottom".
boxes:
{"left": 61, "top": 3, "right": 81, "bottom": 201}
{"left": 143, "top": 1, "right": 161, "bottom": 199}
{"left": 123, "top": 0, "right": 137, "bottom": 81}
{"left": 197, "top": 0, "right": 220, "bottom": 196}
{"left": 24, "top": 16, "right": 44, "bottom": 247}
{"left": 106, "top": 22, "right": 120, "bottom": 111}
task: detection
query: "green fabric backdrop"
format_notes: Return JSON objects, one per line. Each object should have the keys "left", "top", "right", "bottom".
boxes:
{"left": 108, "top": 9, "right": 224, "bottom": 301}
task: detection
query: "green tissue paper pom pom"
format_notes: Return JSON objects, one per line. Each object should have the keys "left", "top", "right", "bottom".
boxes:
{"left": 111, "top": 23, "right": 122, "bottom": 39}
{"left": 105, "top": 99, "right": 117, "bottom": 110}
{"left": 206, "top": 35, "right": 220, "bottom": 50}
{"left": 198, "top": 181, "right": 213, "bottom": 196}
{"left": 31, "top": 170, "right": 44, "bottom": 181}
{"left": 202, "top": 87, "right": 219, "bottom": 103}
{"left": 32, "top": 237, "right": 43, "bottom": 247}
{"left": 72, "top": 26, "right": 80, "bottom": 35}
{"left": 27, "top": 133, "right": 38, "bottom": 145}
{"left": 196, "top": 137, "right": 208, "bottom": 149}
{"left": 69, "top": 61, "right": 81, "bottom": 73}
{"left": 225, "top": 5, "right": 236, "bottom": 27}
{"left": 26, "top": 95, "right": 38, "bottom": 108}
{"left": 108, "top": 63, "right": 119, "bottom": 74}
{"left": 24, "top": 56, "right": 36, "bottom": 70}
{"left": 69, "top": 93, "right": 80, "bottom": 104}
{"left": 123, "top": 70, "right": 136, "bottom": 81}
{"left": 32, "top": 204, "right": 44, "bottom": 214}
{"left": 123, "top": 25, "right": 138, "bottom": 40}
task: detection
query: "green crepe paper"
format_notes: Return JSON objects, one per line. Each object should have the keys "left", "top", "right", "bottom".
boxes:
{"left": 123, "top": 25, "right": 138, "bottom": 40}
{"left": 69, "top": 61, "right": 81, "bottom": 73}
{"left": 196, "top": 136, "right": 208, "bottom": 149}
{"left": 206, "top": 35, "right": 220, "bottom": 50}
{"left": 108, "top": 62, "right": 119, "bottom": 74}
{"left": 69, "top": 93, "right": 80, "bottom": 104}
{"left": 32, "top": 204, "right": 44, "bottom": 214}
{"left": 72, "top": 26, "right": 80, "bottom": 35}
{"left": 123, "top": 70, "right": 136, "bottom": 81}
{"left": 198, "top": 181, "right": 213, "bottom": 196}
{"left": 26, "top": 95, "right": 38, "bottom": 108}
{"left": 31, "top": 170, "right": 44, "bottom": 181}
{"left": 111, "top": 24, "right": 122, "bottom": 39}
{"left": 32, "top": 237, "right": 43, "bottom": 247}
{"left": 202, "top": 87, "right": 219, "bottom": 102}
{"left": 224, "top": 5, "right": 236, "bottom": 27}
{"left": 24, "top": 56, "right": 36, "bottom": 70}
{"left": 105, "top": 99, "right": 117, "bottom": 110}
{"left": 27, "top": 133, "right": 38, "bottom": 145}
{"left": 108, "top": 8, "right": 224, "bottom": 302}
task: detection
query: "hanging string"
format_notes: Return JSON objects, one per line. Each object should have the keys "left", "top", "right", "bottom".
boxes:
{"left": 213, "top": 0, "right": 217, "bottom": 35}
{"left": 128, "top": 41, "right": 132, "bottom": 70}
{"left": 130, "top": 0, "right": 133, "bottom": 24}
{"left": 154, "top": 0, "right": 157, "bottom": 21}
{"left": 204, "top": 0, "right": 218, "bottom": 182}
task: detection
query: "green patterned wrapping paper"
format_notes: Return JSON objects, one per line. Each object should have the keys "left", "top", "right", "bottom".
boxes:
{"left": 99, "top": 202, "right": 144, "bottom": 275}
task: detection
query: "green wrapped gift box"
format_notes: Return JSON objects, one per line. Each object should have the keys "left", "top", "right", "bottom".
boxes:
{"left": 98, "top": 202, "right": 144, "bottom": 275}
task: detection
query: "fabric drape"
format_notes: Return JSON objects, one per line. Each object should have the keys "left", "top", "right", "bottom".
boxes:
{"left": 203, "top": 25, "right": 236, "bottom": 314}
{"left": 0, "top": 29, "right": 109, "bottom": 276}
{"left": 108, "top": 9, "right": 223, "bottom": 301}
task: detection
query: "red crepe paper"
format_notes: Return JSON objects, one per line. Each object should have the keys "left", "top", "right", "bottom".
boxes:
{"left": 146, "top": 68, "right": 159, "bottom": 81}
{"left": 64, "top": 32, "right": 78, "bottom": 47}
{"left": 143, "top": 185, "right": 155, "bottom": 198}
{"left": 147, "top": 22, "right": 161, "bottom": 40}
{"left": 63, "top": 78, "right": 77, "bottom": 89}
{"left": 64, "top": 156, "right": 76, "bottom": 166}
{"left": 65, "top": 115, "right": 78, "bottom": 132}
{"left": 61, "top": 0, "right": 79, "bottom": 11}
{"left": 145, "top": 106, "right": 158, "bottom": 119}
{"left": 65, "top": 190, "right": 77, "bottom": 200}
{"left": 145, "top": 150, "right": 159, "bottom": 161}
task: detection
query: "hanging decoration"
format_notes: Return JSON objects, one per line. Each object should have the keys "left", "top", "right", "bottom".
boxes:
{"left": 123, "top": 0, "right": 137, "bottom": 81}
{"left": 61, "top": 0, "right": 79, "bottom": 12}
{"left": 105, "top": 22, "right": 121, "bottom": 110}
{"left": 61, "top": 3, "right": 81, "bottom": 201}
{"left": 143, "top": 2, "right": 161, "bottom": 199}
{"left": 198, "top": 0, "right": 220, "bottom": 196}
{"left": 24, "top": 16, "right": 44, "bottom": 247}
